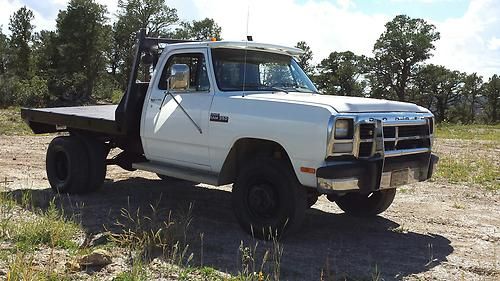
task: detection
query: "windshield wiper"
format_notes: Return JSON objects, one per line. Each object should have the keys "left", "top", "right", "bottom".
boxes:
{"left": 266, "top": 86, "right": 289, "bottom": 94}
{"left": 248, "top": 84, "right": 289, "bottom": 94}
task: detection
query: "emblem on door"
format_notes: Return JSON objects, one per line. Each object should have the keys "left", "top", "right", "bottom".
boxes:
{"left": 210, "top": 113, "right": 229, "bottom": 123}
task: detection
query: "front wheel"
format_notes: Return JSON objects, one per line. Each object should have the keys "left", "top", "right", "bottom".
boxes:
{"left": 335, "top": 189, "right": 396, "bottom": 217}
{"left": 232, "top": 158, "right": 307, "bottom": 240}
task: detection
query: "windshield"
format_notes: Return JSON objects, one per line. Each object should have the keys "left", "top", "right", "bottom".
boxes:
{"left": 211, "top": 48, "right": 318, "bottom": 93}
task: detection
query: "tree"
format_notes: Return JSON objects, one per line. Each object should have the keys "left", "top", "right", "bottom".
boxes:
{"left": 0, "top": 27, "right": 8, "bottom": 75}
{"left": 460, "top": 73, "right": 482, "bottom": 123}
{"left": 315, "top": 51, "right": 369, "bottom": 96}
{"left": 32, "top": 30, "right": 59, "bottom": 79}
{"left": 295, "top": 41, "right": 314, "bottom": 75}
{"left": 8, "top": 6, "right": 35, "bottom": 78}
{"left": 113, "top": 0, "right": 179, "bottom": 88}
{"left": 117, "top": 0, "right": 178, "bottom": 37}
{"left": 415, "top": 64, "right": 462, "bottom": 122}
{"left": 372, "top": 15, "right": 440, "bottom": 101}
{"left": 55, "top": 0, "right": 109, "bottom": 102}
{"left": 175, "top": 18, "right": 222, "bottom": 41}
{"left": 482, "top": 75, "right": 499, "bottom": 123}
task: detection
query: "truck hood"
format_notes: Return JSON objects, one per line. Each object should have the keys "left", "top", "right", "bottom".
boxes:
{"left": 247, "top": 92, "right": 429, "bottom": 113}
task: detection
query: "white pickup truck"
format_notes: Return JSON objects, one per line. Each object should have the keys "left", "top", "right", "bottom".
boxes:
{"left": 21, "top": 30, "right": 438, "bottom": 239}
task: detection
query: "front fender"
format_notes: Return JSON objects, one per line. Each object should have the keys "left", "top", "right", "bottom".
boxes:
{"left": 209, "top": 94, "right": 334, "bottom": 187}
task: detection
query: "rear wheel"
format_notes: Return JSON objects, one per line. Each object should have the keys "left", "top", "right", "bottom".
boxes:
{"left": 46, "top": 136, "right": 107, "bottom": 194}
{"left": 335, "top": 189, "right": 396, "bottom": 216}
{"left": 81, "top": 136, "right": 107, "bottom": 193}
{"left": 46, "top": 136, "right": 89, "bottom": 194}
{"left": 232, "top": 158, "right": 307, "bottom": 240}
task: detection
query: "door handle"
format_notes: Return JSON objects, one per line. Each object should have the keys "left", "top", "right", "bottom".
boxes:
{"left": 150, "top": 98, "right": 162, "bottom": 102}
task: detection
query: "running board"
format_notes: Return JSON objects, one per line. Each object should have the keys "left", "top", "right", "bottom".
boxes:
{"left": 132, "top": 161, "right": 219, "bottom": 186}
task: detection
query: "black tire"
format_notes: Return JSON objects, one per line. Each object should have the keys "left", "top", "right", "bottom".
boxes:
{"left": 46, "top": 136, "right": 89, "bottom": 194}
{"left": 232, "top": 158, "right": 307, "bottom": 240}
{"left": 335, "top": 189, "right": 397, "bottom": 216}
{"left": 307, "top": 194, "right": 319, "bottom": 208}
{"left": 81, "top": 136, "right": 107, "bottom": 193}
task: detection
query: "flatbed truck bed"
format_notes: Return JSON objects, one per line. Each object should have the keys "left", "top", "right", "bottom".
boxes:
{"left": 21, "top": 105, "right": 122, "bottom": 135}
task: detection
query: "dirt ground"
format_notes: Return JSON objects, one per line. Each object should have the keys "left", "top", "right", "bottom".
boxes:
{"left": 0, "top": 135, "right": 499, "bottom": 280}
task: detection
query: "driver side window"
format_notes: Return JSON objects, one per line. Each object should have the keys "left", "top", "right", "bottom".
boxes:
{"left": 158, "top": 53, "right": 210, "bottom": 92}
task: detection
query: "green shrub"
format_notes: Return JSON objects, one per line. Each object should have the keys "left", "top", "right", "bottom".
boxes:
{"left": 0, "top": 75, "right": 17, "bottom": 107}
{"left": 93, "top": 73, "right": 121, "bottom": 102}
{"left": 12, "top": 76, "right": 51, "bottom": 107}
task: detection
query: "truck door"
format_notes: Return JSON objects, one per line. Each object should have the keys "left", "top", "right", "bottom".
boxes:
{"left": 141, "top": 49, "right": 213, "bottom": 171}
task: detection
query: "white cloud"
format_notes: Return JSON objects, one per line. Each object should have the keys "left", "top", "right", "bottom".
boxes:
{"left": 1, "top": 0, "right": 498, "bottom": 77}
{"left": 177, "top": 0, "right": 499, "bottom": 77}
{"left": 336, "top": 0, "right": 355, "bottom": 10}
{"left": 0, "top": 0, "right": 55, "bottom": 32}
{"left": 389, "top": 0, "right": 454, "bottom": 3}
{"left": 488, "top": 37, "right": 500, "bottom": 51}
{"left": 0, "top": 0, "right": 24, "bottom": 31}
{"left": 173, "top": 0, "right": 388, "bottom": 64}
{"left": 430, "top": 0, "right": 500, "bottom": 77}
{"left": 0, "top": 0, "right": 118, "bottom": 33}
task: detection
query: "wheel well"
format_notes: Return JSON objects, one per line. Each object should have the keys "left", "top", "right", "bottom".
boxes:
{"left": 218, "top": 138, "right": 295, "bottom": 185}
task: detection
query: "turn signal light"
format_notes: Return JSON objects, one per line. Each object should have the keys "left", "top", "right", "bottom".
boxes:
{"left": 300, "top": 167, "right": 316, "bottom": 174}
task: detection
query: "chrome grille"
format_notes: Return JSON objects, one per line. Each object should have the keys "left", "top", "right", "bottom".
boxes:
{"left": 327, "top": 113, "right": 434, "bottom": 159}
{"left": 357, "top": 121, "right": 432, "bottom": 158}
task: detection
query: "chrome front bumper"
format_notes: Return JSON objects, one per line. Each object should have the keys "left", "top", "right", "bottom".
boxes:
{"left": 317, "top": 153, "right": 439, "bottom": 192}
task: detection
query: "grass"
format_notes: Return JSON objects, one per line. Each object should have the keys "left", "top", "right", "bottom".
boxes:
{"left": 7, "top": 251, "right": 71, "bottom": 281}
{"left": 433, "top": 124, "right": 499, "bottom": 190}
{"left": 434, "top": 154, "right": 499, "bottom": 190}
{"left": 0, "top": 107, "right": 32, "bottom": 135}
{"left": 0, "top": 190, "right": 83, "bottom": 280}
{"left": 0, "top": 191, "right": 81, "bottom": 251}
{"left": 114, "top": 259, "right": 149, "bottom": 281}
{"left": 0, "top": 189, "right": 280, "bottom": 280}
{"left": 107, "top": 199, "right": 288, "bottom": 281}
{"left": 11, "top": 200, "right": 81, "bottom": 251}
{"left": 389, "top": 225, "right": 410, "bottom": 234}
{"left": 435, "top": 123, "right": 500, "bottom": 141}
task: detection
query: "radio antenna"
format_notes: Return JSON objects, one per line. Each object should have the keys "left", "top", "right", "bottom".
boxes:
{"left": 242, "top": 4, "right": 250, "bottom": 97}
{"left": 246, "top": 5, "right": 250, "bottom": 37}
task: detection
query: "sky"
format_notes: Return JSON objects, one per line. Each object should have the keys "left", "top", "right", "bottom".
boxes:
{"left": 1, "top": 0, "right": 499, "bottom": 78}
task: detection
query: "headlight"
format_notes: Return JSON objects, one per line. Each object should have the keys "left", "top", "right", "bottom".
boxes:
{"left": 326, "top": 117, "right": 354, "bottom": 158}
{"left": 334, "top": 119, "right": 353, "bottom": 139}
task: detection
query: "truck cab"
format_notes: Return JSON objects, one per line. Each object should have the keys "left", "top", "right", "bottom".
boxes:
{"left": 21, "top": 30, "right": 438, "bottom": 239}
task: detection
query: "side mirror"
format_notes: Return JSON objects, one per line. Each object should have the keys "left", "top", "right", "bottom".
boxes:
{"left": 169, "top": 64, "right": 190, "bottom": 90}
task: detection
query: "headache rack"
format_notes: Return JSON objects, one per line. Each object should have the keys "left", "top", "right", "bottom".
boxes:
{"left": 115, "top": 29, "right": 200, "bottom": 138}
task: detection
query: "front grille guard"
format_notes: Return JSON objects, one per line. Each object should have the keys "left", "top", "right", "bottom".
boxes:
{"left": 354, "top": 118, "right": 432, "bottom": 159}
{"left": 327, "top": 115, "right": 434, "bottom": 190}
{"left": 329, "top": 115, "right": 434, "bottom": 159}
